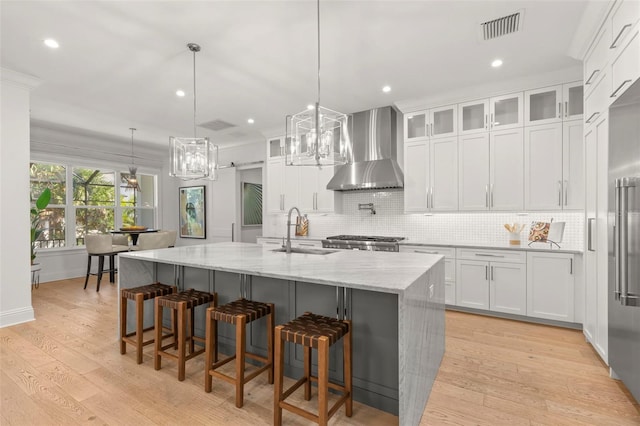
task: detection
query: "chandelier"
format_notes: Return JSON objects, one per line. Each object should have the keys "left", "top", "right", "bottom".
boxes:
{"left": 285, "top": 0, "right": 352, "bottom": 167}
{"left": 170, "top": 43, "right": 218, "bottom": 180}
{"left": 125, "top": 127, "right": 141, "bottom": 191}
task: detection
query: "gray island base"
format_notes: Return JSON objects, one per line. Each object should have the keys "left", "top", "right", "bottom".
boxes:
{"left": 118, "top": 242, "right": 444, "bottom": 425}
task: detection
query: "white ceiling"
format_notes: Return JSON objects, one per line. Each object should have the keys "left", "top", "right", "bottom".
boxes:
{"left": 1, "top": 0, "right": 588, "bottom": 148}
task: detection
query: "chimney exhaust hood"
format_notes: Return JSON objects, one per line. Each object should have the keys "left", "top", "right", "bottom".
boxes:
{"left": 326, "top": 106, "right": 404, "bottom": 191}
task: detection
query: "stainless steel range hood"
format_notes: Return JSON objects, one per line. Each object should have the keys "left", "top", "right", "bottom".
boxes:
{"left": 326, "top": 106, "right": 404, "bottom": 191}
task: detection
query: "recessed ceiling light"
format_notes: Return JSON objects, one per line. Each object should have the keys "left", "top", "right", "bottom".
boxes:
{"left": 491, "top": 59, "right": 503, "bottom": 68}
{"left": 382, "top": 85, "right": 391, "bottom": 93}
{"left": 44, "top": 38, "right": 59, "bottom": 49}
{"left": 247, "top": 118, "right": 255, "bottom": 124}
{"left": 307, "top": 104, "right": 314, "bottom": 110}
{"left": 176, "top": 90, "right": 185, "bottom": 97}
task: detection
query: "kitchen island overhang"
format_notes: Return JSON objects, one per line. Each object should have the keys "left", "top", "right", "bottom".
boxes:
{"left": 118, "top": 242, "right": 444, "bottom": 426}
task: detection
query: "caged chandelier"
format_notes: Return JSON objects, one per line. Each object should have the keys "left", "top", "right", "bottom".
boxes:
{"left": 285, "top": 0, "right": 352, "bottom": 167}
{"left": 169, "top": 43, "right": 218, "bottom": 180}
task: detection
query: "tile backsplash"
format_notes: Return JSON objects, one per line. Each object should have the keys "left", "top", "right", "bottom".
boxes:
{"left": 264, "top": 190, "right": 584, "bottom": 250}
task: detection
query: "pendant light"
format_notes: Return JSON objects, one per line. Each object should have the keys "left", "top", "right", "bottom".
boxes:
{"left": 169, "top": 43, "right": 218, "bottom": 180}
{"left": 285, "top": 0, "right": 352, "bottom": 167}
{"left": 125, "top": 127, "right": 141, "bottom": 191}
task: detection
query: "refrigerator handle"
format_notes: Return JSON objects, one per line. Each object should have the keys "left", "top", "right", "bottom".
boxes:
{"left": 615, "top": 181, "right": 622, "bottom": 301}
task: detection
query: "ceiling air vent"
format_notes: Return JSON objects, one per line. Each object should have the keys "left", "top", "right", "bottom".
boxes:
{"left": 198, "top": 119, "right": 236, "bottom": 132}
{"left": 481, "top": 11, "right": 522, "bottom": 40}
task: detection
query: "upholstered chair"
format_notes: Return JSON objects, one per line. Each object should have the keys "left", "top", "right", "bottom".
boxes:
{"left": 84, "top": 234, "right": 129, "bottom": 291}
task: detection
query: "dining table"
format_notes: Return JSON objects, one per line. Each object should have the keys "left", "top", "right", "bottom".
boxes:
{"left": 110, "top": 228, "right": 158, "bottom": 246}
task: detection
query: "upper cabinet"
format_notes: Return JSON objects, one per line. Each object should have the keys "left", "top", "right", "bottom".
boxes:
{"left": 404, "top": 104, "right": 457, "bottom": 141}
{"left": 268, "top": 136, "right": 284, "bottom": 158}
{"left": 524, "top": 82, "right": 583, "bottom": 126}
{"left": 459, "top": 92, "right": 523, "bottom": 135}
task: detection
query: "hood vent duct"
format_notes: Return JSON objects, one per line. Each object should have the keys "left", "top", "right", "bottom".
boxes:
{"left": 326, "top": 106, "right": 404, "bottom": 191}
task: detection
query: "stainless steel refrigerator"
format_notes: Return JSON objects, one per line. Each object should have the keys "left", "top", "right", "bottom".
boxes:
{"left": 608, "top": 78, "right": 640, "bottom": 403}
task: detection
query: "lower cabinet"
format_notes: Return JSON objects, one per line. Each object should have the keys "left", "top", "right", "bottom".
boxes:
{"left": 527, "top": 252, "right": 575, "bottom": 322}
{"left": 456, "top": 249, "right": 526, "bottom": 315}
{"left": 399, "top": 245, "right": 456, "bottom": 304}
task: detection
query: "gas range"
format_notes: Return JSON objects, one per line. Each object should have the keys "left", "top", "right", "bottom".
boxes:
{"left": 322, "top": 235, "right": 405, "bottom": 252}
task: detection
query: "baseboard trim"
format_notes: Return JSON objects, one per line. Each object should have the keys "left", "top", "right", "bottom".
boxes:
{"left": 446, "top": 305, "right": 582, "bottom": 330}
{"left": 0, "top": 306, "right": 35, "bottom": 328}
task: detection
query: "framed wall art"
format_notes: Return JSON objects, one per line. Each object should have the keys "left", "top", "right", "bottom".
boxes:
{"left": 241, "top": 182, "right": 263, "bottom": 226}
{"left": 179, "top": 185, "right": 206, "bottom": 239}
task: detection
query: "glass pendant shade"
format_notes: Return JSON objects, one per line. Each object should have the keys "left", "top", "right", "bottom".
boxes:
{"left": 169, "top": 136, "right": 218, "bottom": 180}
{"left": 286, "top": 103, "right": 352, "bottom": 166}
{"left": 125, "top": 127, "right": 141, "bottom": 191}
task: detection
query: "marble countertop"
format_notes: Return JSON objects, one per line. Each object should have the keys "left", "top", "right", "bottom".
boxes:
{"left": 119, "top": 242, "right": 441, "bottom": 294}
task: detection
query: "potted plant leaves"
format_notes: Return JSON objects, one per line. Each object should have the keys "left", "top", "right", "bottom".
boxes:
{"left": 31, "top": 188, "right": 51, "bottom": 264}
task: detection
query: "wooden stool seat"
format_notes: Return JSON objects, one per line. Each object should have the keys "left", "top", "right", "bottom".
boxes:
{"left": 120, "top": 282, "right": 176, "bottom": 364}
{"left": 205, "top": 298, "right": 274, "bottom": 408}
{"left": 274, "top": 312, "right": 352, "bottom": 426}
{"left": 154, "top": 288, "right": 217, "bottom": 381}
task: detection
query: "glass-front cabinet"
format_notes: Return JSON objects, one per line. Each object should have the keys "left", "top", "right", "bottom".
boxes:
{"left": 404, "top": 105, "right": 457, "bottom": 141}
{"left": 404, "top": 110, "right": 428, "bottom": 140}
{"left": 525, "top": 83, "right": 583, "bottom": 125}
{"left": 268, "top": 137, "right": 284, "bottom": 158}
{"left": 458, "top": 99, "right": 489, "bottom": 135}
{"left": 562, "top": 82, "right": 584, "bottom": 121}
{"left": 489, "top": 92, "right": 523, "bottom": 130}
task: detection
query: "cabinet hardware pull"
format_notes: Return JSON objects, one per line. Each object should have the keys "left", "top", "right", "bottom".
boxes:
{"left": 610, "top": 24, "right": 632, "bottom": 49}
{"left": 426, "top": 187, "right": 430, "bottom": 209}
{"left": 336, "top": 287, "right": 340, "bottom": 319}
{"left": 490, "top": 183, "right": 494, "bottom": 208}
{"left": 430, "top": 187, "right": 434, "bottom": 209}
{"left": 485, "top": 185, "right": 489, "bottom": 208}
{"left": 585, "top": 112, "right": 600, "bottom": 124}
{"left": 491, "top": 266, "right": 494, "bottom": 281}
{"left": 569, "top": 258, "right": 573, "bottom": 275}
{"left": 231, "top": 223, "right": 235, "bottom": 242}
{"left": 475, "top": 253, "right": 505, "bottom": 258}
{"left": 265, "top": 241, "right": 279, "bottom": 245}
{"left": 587, "top": 218, "right": 595, "bottom": 251}
{"left": 564, "top": 180, "right": 568, "bottom": 206}
{"left": 484, "top": 114, "right": 488, "bottom": 129}
{"left": 585, "top": 69, "right": 599, "bottom": 85}
{"left": 430, "top": 123, "right": 433, "bottom": 137}
{"left": 485, "top": 265, "right": 488, "bottom": 280}
{"left": 490, "top": 113, "right": 494, "bottom": 128}
{"left": 298, "top": 243, "right": 315, "bottom": 247}
{"left": 558, "top": 102, "right": 562, "bottom": 119}
{"left": 610, "top": 80, "right": 633, "bottom": 98}
{"left": 558, "top": 180, "right": 562, "bottom": 206}
{"left": 564, "top": 101, "right": 568, "bottom": 118}
{"left": 415, "top": 250, "right": 438, "bottom": 254}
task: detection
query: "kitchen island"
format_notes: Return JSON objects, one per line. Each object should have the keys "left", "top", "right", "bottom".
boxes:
{"left": 118, "top": 242, "right": 444, "bottom": 426}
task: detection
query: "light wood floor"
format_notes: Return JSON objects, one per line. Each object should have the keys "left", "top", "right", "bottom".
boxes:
{"left": 1, "top": 278, "right": 638, "bottom": 425}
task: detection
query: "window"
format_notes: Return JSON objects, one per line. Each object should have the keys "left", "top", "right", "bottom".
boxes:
{"left": 29, "top": 161, "right": 157, "bottom": 249}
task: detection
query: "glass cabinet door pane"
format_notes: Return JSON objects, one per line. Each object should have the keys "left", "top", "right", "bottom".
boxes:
{"left": 529, "top": 91, "right": 557, "bottom": 122}
{"left": 433, "top": 109, "right": 454, "bottom": 135}
{"left": 269, "top": 138, "right": 282, "bottom": 157}
{"left": 407, "top": 113, "right": 427, "bottom": 139}
{"left": 568, "top": 85, "right": 584, "bottom": 116}
{"left": 462, "top": 104, "right": 485, "bottom": 131}
{"left": 494, "top": 97, "right": 519, "bottom": 126}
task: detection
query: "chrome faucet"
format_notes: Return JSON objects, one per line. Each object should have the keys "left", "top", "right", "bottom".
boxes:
{"left": 285, "top": 206, "right": 302, "bottom": 253}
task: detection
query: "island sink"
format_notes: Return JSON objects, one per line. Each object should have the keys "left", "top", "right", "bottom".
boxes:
{"left": 271, "top": 247, "right": 338, "bottom": 255}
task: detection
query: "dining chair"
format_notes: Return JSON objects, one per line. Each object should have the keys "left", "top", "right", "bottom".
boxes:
{"left": 84, "top": 234, "right": 130, "bottom": 291}
{"left": 132, "top": 232, "right": 169, "bottom": 251}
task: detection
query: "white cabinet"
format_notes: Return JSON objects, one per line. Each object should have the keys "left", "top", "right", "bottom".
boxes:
{"left": 404, "top": 105, "right": 457, "bottom": 141}
{"left": 257, "top": 237, "right": 322, "bottom": 249}
{"left": 583, "top": 113, "right": 609, "bottom": 362}
{"left": 267, "top": 158, "right": 285, "bottom": 213}
{"left": 609, "top": 0, "right": 640, "bottom": 53}
{"left": 268, "top": 136, "right": 284, "bottom": 158}
{"left": 459, "top": 93, "right": 522, "bottom": 135}
{"left": 404, "top": 137, "right": 457, "bottom": 212}
{"left": 456, "top": 249, "right": 526, "bottom": 314}
{"left": 527, "top": 252, "right": 575, "bottom": 322}
{"left": 298, "top": 166, "right": 335, "bottom": 213}
{"left": 585, "top": 69, "right": 611, "bottom": 126}
{"left": 524, "top": 83, "right": 583, "bottom": 126}
{"left": 610, "top": 28, "right": 639, "bottom": 100}
{"left": 459, "top": 128, "right": 523, "bottom": 211}
{"left": 524, "top": 122, "right": 582, "bottom": 210}
{"left": 584, "top": 23, "right": 611, "bottom": 97}
{"left": 400, "top": 246, "right": 456, "bottom": 305}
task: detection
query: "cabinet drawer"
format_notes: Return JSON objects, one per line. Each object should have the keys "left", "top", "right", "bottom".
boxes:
{"left": 456, "top": 248, "right": 525, "bottom": 263}
{"left": 400, "top": 245, "right": 455, "bottom": 258}
{"left": 257, "top": 238, "right": 282, "bottom": 247}
{"left": 584, "top": 70, "right": 611, "bottom": 126}
{"left": 610, "top": 29, "right": 639, "bottom": 100}
{"left": 292, "top": 240, "right": 322, "bottom": 248}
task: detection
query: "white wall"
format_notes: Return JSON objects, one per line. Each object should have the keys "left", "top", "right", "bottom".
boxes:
{"left": 1, "top": 68, "right": 41, "bottom": 327}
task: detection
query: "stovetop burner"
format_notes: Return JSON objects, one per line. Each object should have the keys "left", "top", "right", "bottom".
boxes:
{"left": 325, "top": 235, "right": 405, "bottom": 243}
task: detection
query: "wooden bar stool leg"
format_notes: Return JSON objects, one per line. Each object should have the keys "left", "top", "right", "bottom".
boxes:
{"left": 235, "top": 314, "right": 247, "bottom": 408}
{"left": 154, "top": 300, "right": 163, "bottom": 370}
{"left": 135, "top": 293, "right": 144, "bottom": 364}
{"left": 344, "top": 321, "right": 353, "bottom": 417}
{"left": 204, "top": 309, "right": 214, "bottom": 393}
{"left": 189, "top": 307, "right": 195, "bottom": 354}
{"left": 177, "top": 302, "right": 187, "bottom": 381}
{"left": 273, "top": 325, "right": 284, "bottom": 426}
{"left": 304, "top": 346, "right": 312, "bottom": 400}
{"left": 120, "top": 292, "right": 127, "bottom": 354}
{"left": 267, "top": 303, "right": 274, "bottom": 384}
{"left": 318, "top": 336, "right": 329, "bottom": 426}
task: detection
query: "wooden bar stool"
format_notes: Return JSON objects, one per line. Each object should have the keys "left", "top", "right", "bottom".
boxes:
{"left": 120, "top": 282, "right": 177, "bottom": 364}
{"left": 204, "top": 298, "right": 274, "bottom": 408}
{"left": 154, "top": 288, "right": 217, "bottom": 381}
{"left": 274, "top": 312, "right": 352, "bottom": 426}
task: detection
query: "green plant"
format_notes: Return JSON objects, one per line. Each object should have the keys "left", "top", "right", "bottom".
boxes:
{"left": 31, "top": 188, "right": 51, "bottom": 264}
